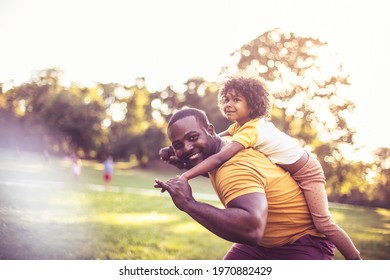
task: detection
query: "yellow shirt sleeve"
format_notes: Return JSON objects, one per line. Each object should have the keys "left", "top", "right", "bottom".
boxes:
{"left": 227, "top": 123, "right": 237, "bottom": 136}
{"left": 229, "top": 119, "right": 259, "bottom": 148}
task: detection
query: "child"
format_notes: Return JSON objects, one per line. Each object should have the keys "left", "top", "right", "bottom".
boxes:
{"left": 103, "top": 155, "right": 114, "bottom": 189}
{"left": 70, "top": 153, "right": 82, "bottom": 181}
{"left": 175, "top": 76, "right": 361, "bottom": 260}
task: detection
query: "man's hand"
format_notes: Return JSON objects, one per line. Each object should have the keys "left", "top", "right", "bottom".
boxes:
{"left": 159, "top": 146, "right": 187, "bottom": 169}
{"left": 154, "top": 177, "right": 195, "bottom": 212}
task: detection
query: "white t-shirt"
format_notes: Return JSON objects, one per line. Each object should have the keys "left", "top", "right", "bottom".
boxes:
{"left": 228, "top": 118, "right": 304, "bottom": 164}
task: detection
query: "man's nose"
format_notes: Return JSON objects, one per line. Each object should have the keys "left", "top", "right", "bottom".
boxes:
{"left": 184, "top": 141, "right": 193, "bottom": 152}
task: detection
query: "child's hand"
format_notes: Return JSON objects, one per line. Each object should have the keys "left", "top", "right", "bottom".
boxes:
{"left": 159, "top": 146, "right": 175, "bottom": 161}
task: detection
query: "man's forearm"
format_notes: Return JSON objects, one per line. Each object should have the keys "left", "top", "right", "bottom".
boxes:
{"left": 184, "top": 200, "right": 264, "bottom": 246}
{"left": 154, "top": 178, "right": 267, "bottom": 245}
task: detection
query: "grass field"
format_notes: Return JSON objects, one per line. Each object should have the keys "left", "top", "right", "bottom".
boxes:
{"left": 0, "top": 149, "right": 389, "bottom": 260}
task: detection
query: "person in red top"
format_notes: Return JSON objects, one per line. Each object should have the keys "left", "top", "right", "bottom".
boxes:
{"left": 103, "top": 155, "right": 114, "bottom": 189}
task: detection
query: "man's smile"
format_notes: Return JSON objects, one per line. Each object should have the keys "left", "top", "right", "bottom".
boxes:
{"left": 187, "top": 152, "right": 201, "bottom": 160}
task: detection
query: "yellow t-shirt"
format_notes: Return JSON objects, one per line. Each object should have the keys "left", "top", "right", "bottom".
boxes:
{"left": 209, "top": 147, "right": 323, "bottom": 247}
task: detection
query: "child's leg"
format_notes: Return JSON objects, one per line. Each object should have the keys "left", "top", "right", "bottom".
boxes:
{"left": 292, "top": 157, "right": 361, "bottom": 260}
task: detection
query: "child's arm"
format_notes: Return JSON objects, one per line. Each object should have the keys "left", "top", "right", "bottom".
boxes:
{"left": 180, "top": 141, "right": 244, "bottom": 180}
{"left": 218, "top": 129, "right": 231, "bottom": 137}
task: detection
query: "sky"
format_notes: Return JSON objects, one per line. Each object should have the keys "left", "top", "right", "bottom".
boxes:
{"left": 0, "top": 0, "right": 389, "bottom": 161}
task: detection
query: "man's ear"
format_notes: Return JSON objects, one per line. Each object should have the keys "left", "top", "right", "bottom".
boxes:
{"left": 206, "top": 124, "right": 216, "bottom": 136}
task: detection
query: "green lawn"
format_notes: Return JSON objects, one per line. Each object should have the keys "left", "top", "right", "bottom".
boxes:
{"left": 0, "top": 149, "right": 389, "bottom": 260}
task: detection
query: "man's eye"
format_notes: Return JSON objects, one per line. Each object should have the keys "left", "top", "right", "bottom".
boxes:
{"left": 189, "top": 135, "right": 198, "bottom": 141}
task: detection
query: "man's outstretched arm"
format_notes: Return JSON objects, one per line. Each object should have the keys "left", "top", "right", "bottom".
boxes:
{"left": 154, "top": 178, "right": 267, "bottom": 245}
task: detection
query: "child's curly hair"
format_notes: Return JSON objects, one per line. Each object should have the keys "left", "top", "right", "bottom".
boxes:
{"left": 218, "top": 76, "right": 271, "bottom": 119}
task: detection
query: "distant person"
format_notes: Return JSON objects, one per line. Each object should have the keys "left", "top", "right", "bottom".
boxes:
{"left": 103, "top": 155, "right": 114, "bottom": 189}
{"left": 43, "top": 149, "right": 51, "bottom": 164}
{"left": 70, "top": 154, "right": 82, "bottom": 181}
{"left": 159, "top": 77, "right": 361, "bottom": 260}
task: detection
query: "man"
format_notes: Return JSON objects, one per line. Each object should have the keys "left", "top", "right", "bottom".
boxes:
{"left": 154, "top": 108, "right": 334, "bottom": 259}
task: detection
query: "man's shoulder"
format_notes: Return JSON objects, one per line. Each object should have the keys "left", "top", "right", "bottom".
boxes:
{"left": 218, "top": 142, "right": 275, "bottom": 169}
{"left": 231, "top": 148, "right": 273, "bottom": 165}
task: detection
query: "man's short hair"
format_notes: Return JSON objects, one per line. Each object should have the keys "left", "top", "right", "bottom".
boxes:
{"left": 168, "top": 107, "right": 210, "bottom": 129}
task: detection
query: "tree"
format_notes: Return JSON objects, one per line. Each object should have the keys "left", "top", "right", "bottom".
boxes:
{"left": 370, "top": 147, "right": 390, "bottom": 208}
{"left": 0, "top": 69, "right": 60, "bottom": 152}
{"left": 42, "top": 87, "right": 106, "bottom": 157}
{"left": 108, "top": 77, "right": 160, "bottom": 163}
{"left": 152, "top": 77, "right": 231, "bottom": 133}
{"left": 0, "top": 68, "right": 107, "bottom": 157}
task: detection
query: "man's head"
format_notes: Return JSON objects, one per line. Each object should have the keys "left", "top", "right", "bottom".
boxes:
{"left": 167, "top": 108, "right": 219, "bottom": 168}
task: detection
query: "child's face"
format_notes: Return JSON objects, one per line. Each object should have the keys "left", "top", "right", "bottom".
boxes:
{"left": 220, "top": 90, "right": 252, "bottom": 126}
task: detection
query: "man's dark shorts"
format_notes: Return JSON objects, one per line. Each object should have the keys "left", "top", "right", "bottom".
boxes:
{"left": 224, "top": 235, "right": 335, "bottom": 260}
